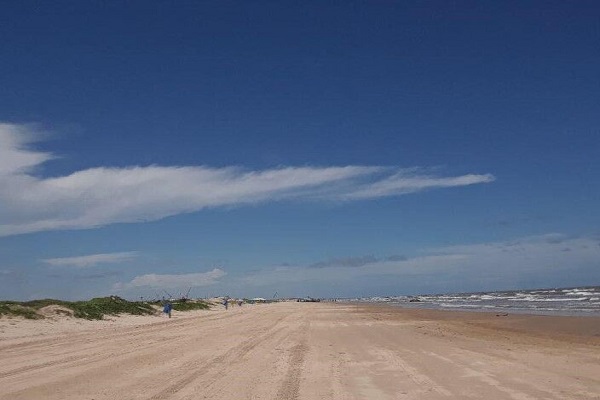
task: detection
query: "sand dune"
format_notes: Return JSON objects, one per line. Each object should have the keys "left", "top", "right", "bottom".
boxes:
{"left": 1, "top": 302, "right": 599, "bottom": 399}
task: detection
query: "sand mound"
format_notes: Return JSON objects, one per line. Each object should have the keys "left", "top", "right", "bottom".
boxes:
{"left": 37, "top": 305, "right": 74, "bottom": 319}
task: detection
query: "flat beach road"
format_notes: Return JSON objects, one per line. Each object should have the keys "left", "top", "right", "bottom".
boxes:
{"left": 1, "top": 302, "right": 599, "bottom": 400}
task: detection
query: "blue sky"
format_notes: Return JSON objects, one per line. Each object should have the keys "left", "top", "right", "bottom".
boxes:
{"left": 1, "top": 1, "right": 599, "bottom": 300}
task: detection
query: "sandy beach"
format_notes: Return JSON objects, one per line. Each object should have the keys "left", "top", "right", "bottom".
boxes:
{"left": 1, "top": 302, "right": 599, "bottom": 400}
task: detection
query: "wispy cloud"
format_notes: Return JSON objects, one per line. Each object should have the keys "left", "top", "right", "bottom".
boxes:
{"left": 309, "top": 255, "right": 405, "bottom": 268}
{"left": 237, "top": 234, "right": 600, "bottom": 294}
{"left": 42, "top": 251, "right": 138, "bottom": 268}
{"left": 341, "top": 171, "right": 495, "bottom": 199}
{"left": 0, "top": 123, "right": 54, "bottom": 175}
{"left": 0, "top": 123, "right": 494, "bottom": 236}
{"left": 76, "top": 271, "right": 123, "bottom": 280}
{"left": 114, "top": 268, "right": 226, "bottom": 290}
{"left": 240, "top": 254, "right": 468, "bottom": 287}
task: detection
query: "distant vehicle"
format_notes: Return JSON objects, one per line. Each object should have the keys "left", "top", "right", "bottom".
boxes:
{"left": 297, "top": 297, "right": 320, "bottom": 302}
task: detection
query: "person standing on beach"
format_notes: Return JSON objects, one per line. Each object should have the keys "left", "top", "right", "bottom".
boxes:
{"left": 163, "top": 302, "right": 172, "bottom": 318}
{"left": 223, "top": 298, "right": 229, "bottom": 310}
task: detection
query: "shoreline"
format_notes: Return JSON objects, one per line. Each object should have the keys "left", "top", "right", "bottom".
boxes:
{"left": 339, "top": 285, "right": 600, "bottom": 318}
{"left": 348, "top": 302, "right": 600, "bottom": 346}
{"left": 2, "top": 300, "right": 599, "bottom": 343}
{"left": 386, "top": 302, "right": 600, "bottom": 318}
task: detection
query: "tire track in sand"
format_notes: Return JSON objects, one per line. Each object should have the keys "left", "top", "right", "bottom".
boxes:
{"left": 147, "top": 314, "right": 289, "bottom": 400}
{"left": 0, "top": 311, "right": 259, "bottom": 381}
{"left": 275, "top": 322, "right": 309, "bottom": 400}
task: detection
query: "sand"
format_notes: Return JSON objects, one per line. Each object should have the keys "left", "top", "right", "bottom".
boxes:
{"left": 1, "top": 302, "right": 599, "bottom": 399}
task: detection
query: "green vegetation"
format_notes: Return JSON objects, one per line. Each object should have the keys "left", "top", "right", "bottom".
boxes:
{"left": 1, "top": 296, "right": 155, "bottom": 320}
{"left": 0, "top": 302, "right": 43, "bottom": 319}
{"left": 170, "top": 300, "right": 210, "bottom": 311}
{"left": 67, "top": 297, "right": 157, "bottom": 320}
{"left": 0, "top": 296, "right": 213, "bottom": 320}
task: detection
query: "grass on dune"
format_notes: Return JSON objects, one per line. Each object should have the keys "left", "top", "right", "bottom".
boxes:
{"left": 0, "top": 296, "right": 207, "bottom": 320}
{"left": 0, "top": 302, "right": 43, "bottom": 319}
{"left": 170, "top": 301, "right": 210, "bottom": 311}
{"left": 67, "top": 297, "right": 157, "bottom": 320}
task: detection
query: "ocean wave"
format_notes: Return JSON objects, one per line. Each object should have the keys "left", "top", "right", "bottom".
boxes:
{"left": 353, "top": 286, "right": 600, "bottom": 316}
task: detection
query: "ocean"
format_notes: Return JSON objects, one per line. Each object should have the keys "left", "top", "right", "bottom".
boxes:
{"left": 351, "top": 286, "right": 600, "bottom": 316}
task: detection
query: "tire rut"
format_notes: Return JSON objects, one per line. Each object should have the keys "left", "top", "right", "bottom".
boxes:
{"left": 0, "top": 311, "right": 260, "bottom": 380}
{"left": 275, "top": 319, "right": 309, "bottom": 400}
{"left": 147, "top": 315, "right": 289, "bottom": 400}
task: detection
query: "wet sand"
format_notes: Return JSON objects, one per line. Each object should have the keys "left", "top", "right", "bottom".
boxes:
{"left": 1, "top": 302, "right": 599, "bottom": 399}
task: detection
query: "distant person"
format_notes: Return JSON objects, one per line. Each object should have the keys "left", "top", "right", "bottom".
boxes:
{"left": 238, "top": 299, "right": 243, "bottom": 307}
{"left": 163, "top": 302, "right": 172, "bottom": 318}
{"left": 223, "top": 298, "right": 229, "bottom": 310}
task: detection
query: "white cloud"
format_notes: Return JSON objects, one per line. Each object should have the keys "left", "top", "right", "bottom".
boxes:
{"left": 237, "top": 234, "right": 600, "bottom": 293}
{"left": 42, "top": 251, "right": 138, "bottom": 268}
{"left": 240, "top": 254, "right": 469, "bottom": 287}
{"left": 0, "top": 123, "right": 494, "bottom": 236}
{"left": 342, "top": 171, "right": 495, "bottom": 199}
{"left": 0, "top": 123, "right": 54, "bottom": 176}
{"left": 115, "top": 268, "right": 226, "bottom": 290}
